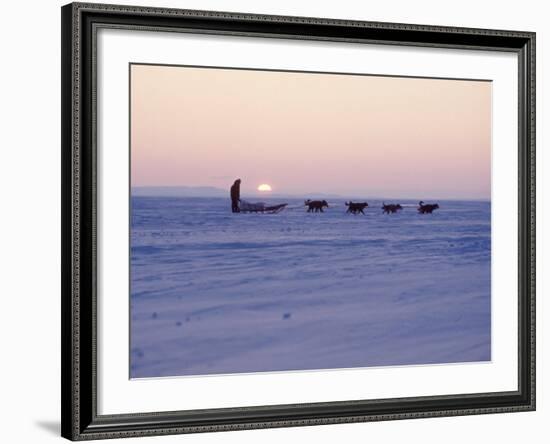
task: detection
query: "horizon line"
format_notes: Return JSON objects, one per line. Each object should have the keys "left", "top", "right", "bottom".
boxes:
{"left": 131, "top": 189, "right": 490, "bottom": 202}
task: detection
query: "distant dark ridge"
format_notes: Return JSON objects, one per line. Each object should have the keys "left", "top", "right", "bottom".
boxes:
{"left": 131, "top": 187, "right": 490, "bottom": 201}
{"left": 132, "top": 186, "right": 226, "bottom": 197}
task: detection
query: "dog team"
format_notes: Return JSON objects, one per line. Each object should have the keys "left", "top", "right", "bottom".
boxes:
{"left": 304, "top": 199, "right": 439, "bottom": 214}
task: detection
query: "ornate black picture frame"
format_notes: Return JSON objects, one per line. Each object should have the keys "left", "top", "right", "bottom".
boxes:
{"left": 61, "top": 2, "right": 535, "bottom": 440}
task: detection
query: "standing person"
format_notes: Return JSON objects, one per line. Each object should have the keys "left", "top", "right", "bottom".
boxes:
{"left": 230, "top": 179, "right": 241, "bottom": 213}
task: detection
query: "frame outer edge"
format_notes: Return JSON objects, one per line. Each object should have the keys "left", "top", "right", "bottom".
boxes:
{"left": 73, "top": 1, "right": 84, "bottom": 439}
{"left": 62, "top": 2, "right": 83, "bottom": 441}
{"left": 61, "top": 3, "right": 72, "bottom": 440}
{"left": 62, "top": 2, "right": 536, "bottom": 439}
{"left": 528, "top": 32, "right": 536, "bottom": 411}
{"left": 71, "top": 1, "right": 534, "bottom": 38}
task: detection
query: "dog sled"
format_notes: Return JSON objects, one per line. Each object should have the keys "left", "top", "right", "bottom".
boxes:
{"left": 239, "top": 200, "right": 288, "bottom": 214}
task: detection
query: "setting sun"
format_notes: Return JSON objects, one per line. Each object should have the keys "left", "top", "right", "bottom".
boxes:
{"left": 257, "top": 184, "right": 272, "bottom": 192}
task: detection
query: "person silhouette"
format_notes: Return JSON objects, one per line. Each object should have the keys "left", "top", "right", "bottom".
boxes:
{"left": 230, "top": 179, "right": 241, "bottom": 213}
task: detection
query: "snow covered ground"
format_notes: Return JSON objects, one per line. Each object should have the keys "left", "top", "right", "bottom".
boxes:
{"left": 130, "top": 197, "right": 491, "bottom": 378}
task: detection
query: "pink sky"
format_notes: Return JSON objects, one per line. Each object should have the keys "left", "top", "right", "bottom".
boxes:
{"left": 131, "top": 64, "right": 491, "bottom": 199}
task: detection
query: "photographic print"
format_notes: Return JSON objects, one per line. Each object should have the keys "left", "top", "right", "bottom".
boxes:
{"left": 129, "top": 63, "right": 492, "bottom": 379}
